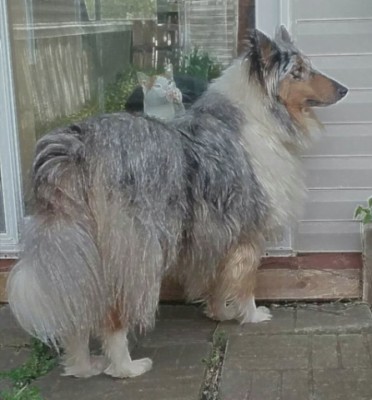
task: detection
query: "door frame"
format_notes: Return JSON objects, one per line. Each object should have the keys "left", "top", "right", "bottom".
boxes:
{"left": 0, "top": 0, "right": 24, "bottom": 256}
{"left": 255, "top": 0, "right": 294, "bottom": 255}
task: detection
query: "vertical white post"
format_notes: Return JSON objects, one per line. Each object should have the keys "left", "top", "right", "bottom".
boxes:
{"left": 0, "top": 0, "right": 24, "bottom": 256}
{"left": 256, "top": 0, "right": 292, "bottom": 36}
{"left": 255, "top": 0, "right": 293, "bottom": 254}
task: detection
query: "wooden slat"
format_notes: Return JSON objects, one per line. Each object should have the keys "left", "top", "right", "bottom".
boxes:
{"left": 0, "top": 255, "right": 362, "bottom": 304}
{"left": 0, "top": 272, "right": 8, "bottom": 303}
{"left": 160, "top": 267, "right": 361, "bottom": 303}
{"left": 256, "top": 268, "right": 360, "bottom": 301}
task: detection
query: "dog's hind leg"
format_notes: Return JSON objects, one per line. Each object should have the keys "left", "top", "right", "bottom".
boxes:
{"left": 206, "top": 240, "right": 272, "bottom": 324}
{"left": 61, "top": 332, "right": 108, "bottom": 378}
{"left": 102, "top": 308, "right": 153, "bottom": 378}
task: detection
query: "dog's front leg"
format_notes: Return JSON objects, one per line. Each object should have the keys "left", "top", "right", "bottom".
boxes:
{"left": 206, "top": 240, "right": 272, "bottom": 324}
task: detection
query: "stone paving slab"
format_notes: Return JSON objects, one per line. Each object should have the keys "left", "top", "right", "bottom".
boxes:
{"left": 0, "top": 306, "right": 31, "bottom": 347}
{"left": 36, "top": 341, "right": 211, "bottom": 400}
{"left": 313, "top": 368, "right": 372, "bottom": 400}
{"left": 295, "top": 303, "right": 372, "bottom": 333}
{"left": 2, "top": 303, "right": 372, "bottom": 400}
{"left": 226, "top": 334, "right": 310, "bottom": 370}
{"left": 217, "top": 306, "right": 296, "bottom": 336}
{"left": 142, "top": 318, "right": 216, "bottom": 347}
{"left": 219, "top": 303, "right": 372, "bottom": 400}
{"left": 0, "top": 347, "right": 31, "bottom": 393}
{"left": 0, "top": 347, "right": 30, "bottom": 371}
{"left": 217, "top": 303, "right": 372, "bottom": 336}
{"left": 34, "top": 306, "right": 215, "bottom": 400}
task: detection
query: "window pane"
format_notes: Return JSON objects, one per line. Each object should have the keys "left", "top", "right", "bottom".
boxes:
{"left": 0, "top": 169, "right": 5, "bottom": 233}
{"left": 7, "top": 0, "right": 246, "bottom": 213}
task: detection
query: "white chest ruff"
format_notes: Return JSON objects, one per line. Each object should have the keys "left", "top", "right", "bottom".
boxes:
{"left": 242, "top": 123, "right": 306, "bottom": 231}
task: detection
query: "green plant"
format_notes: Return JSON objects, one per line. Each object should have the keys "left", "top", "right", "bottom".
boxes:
{"left": 104, "top": 68, "right": 139, "bottom": 113}
{"left": 202, "top": 330, "right": 227, "bottom": 368}
{"left": 0, "top": 386, "right": 43, "bottom": 400}
{"left": 354, "top": 197, "right": 372, "bottom": 224}
{"left": 178, "top": 48, "right": 223, "bottom": 81}
{"left": 201, "top": 330, "right": 227, "bottom": 400}
{"left": 0, "top": 339, "right": 58, "bottom": 400}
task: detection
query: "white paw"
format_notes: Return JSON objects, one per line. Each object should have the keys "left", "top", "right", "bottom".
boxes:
{"left": 104, "top": 357, "right": 153, "bottom": 378}
{"left": 240, "top": 306, "right": 273, "bottom": 324}
{"left": 62, "top": 356, "right": 108, "bottom": 378}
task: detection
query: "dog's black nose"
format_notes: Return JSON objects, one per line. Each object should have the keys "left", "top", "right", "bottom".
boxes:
{"left": 337, "top": 84, "right": 348, "bottom": 98}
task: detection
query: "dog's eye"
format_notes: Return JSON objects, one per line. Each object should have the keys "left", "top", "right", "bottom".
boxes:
{"left": 291, "top": 67, "right": 303, "bottom": 80}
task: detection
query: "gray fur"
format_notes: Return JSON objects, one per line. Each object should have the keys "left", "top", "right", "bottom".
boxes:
{"left": 7, "top": 28, "right": 346, "bottom": 346}
{"left": 8, "top": 93, "right": 266, "bottom": 343}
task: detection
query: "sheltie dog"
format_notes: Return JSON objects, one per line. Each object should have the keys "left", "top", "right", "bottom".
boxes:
{"left": 7, "top": 27, "right": 347, "bottom": 378}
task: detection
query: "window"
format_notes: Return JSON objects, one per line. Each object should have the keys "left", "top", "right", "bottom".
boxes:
{"left": 1, "top": 0, "right": 254, "bottom": 254}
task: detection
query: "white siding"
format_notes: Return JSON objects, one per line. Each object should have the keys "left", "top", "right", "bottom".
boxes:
{"left": 292, "top": 0, "right": 372, "bottom": 252}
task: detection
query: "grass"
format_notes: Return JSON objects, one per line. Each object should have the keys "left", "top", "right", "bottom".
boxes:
{"left": 0, "top": 386, "right": 43, "bottom": 400}
{"left": 200, "top": 330, "right": 228, "bottom": 400}
{"left": 0, "top": 339, "right": 58, "bottom": 400}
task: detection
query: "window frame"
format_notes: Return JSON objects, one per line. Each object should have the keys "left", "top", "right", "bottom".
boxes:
{"left": 0, "top": 0, "right": 24, "bottom": 257}
{"left": 0, "top": 0, "right": 293, "bottom": 256}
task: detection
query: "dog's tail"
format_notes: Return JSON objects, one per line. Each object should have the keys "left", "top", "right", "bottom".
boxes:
{"left": 7, "top": 126, "right": 105, "bottom": 345}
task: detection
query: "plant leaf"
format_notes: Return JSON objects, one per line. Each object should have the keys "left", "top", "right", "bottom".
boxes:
{"left": 354, "top": 206, "right": 365, "bottom": 218}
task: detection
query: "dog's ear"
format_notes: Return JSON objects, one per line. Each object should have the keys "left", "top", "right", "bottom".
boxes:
{"left": 276, "top": 25, "right": 292, "bottom": 44}
{"left": 137, "top": 72, "right": 150, "bottom": 89}
{"left": 164, "top": 63, "right": 174, "bottom": 80}
{"left": 253, "top": 29, "right": 276, "bottom": 66}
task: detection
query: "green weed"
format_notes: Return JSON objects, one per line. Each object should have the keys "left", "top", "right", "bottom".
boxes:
{"left": 0, "top": 339, "right": 58, "bottom": 400}
{"left": 354, "top": 197, "right": 372, "bottom": 224}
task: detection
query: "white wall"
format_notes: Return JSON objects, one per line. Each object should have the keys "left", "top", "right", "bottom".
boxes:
{"left": 257, "top": 0, "right": 372, "bottom": 252}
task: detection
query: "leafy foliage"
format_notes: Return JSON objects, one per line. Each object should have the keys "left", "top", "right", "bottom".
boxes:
{"left": 104, "top": 68, "right": 139, "bottom": 113}
{"left": 201, "top": 330, "right": 227, "bottom": 400}
{"left": 0, "top": 339, "right": 58, "bottom": 400}
{"left": 37, "top": 47, "right": 223, "bottom": 134}
{"left": 0, "top": 386, "right": 43, "bottom": 400}
{"left": 178, "top": 48, "right": 223, "bottom": 81}
{"left": 354, "top": 197, "right": 372, "bottom": 224}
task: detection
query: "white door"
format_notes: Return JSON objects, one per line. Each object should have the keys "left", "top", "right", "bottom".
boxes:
{"left": 257, "top": 0, "right": 372, "bottom": 253}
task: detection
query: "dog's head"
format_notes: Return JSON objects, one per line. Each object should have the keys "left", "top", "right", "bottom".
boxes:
{"left": 245, "top": 26, "right": 348, "bottom": 130}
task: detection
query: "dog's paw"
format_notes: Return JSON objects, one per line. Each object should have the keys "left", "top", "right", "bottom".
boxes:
{"left": 205, "top": 301, "right": 237, "bottom": 321}
{"left": 104, "top": 357, "right": 153, "bottom": 378}
{"left": 62, "top": 356, "right": 108, "bottom": 378}
{"left": 240, "top": 306, "right": 272, "bottom": 324}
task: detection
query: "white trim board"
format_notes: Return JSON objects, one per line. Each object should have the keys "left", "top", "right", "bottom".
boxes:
{"left": 256, "top": 0, "right": 294, "bottom": 254}
{"left": 0, "top": 0, "right": 24, "bottom": 256}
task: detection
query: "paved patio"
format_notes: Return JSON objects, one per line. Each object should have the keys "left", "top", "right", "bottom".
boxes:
{"left": 1, "top": 302, "right": 372, "bottom": 400}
